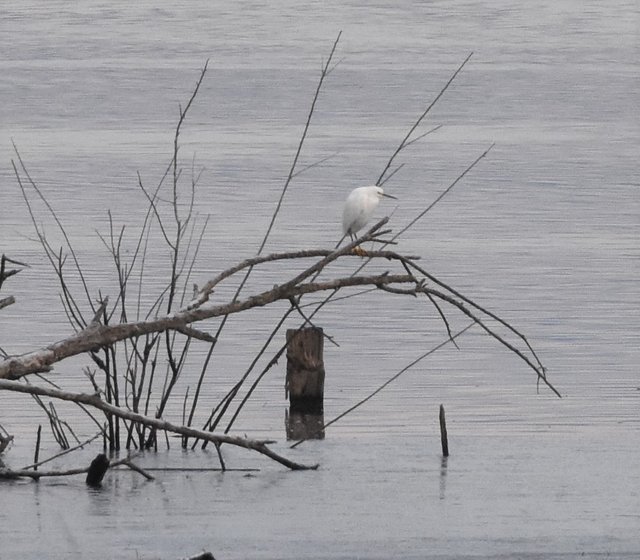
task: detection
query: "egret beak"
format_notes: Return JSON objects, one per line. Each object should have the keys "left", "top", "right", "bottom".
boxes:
{"left": 382, "top": 193, "right": 398, "bottom": 200}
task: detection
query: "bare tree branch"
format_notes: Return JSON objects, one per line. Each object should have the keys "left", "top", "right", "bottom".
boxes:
{"left": 0, "top": 266, "right": 415, "bottom": 380}
{"left": 258, "top": 31, "right": 342, "bottom": 255}
{"left": 12, "top": 144, "right": 96, "bottom": 315}
{"left": 376, "top": 52, "right": 473, "bottom": 185}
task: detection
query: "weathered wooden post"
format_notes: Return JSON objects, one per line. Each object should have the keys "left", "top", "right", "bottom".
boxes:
{"left": 285, "top": 327, "right": 325, "bottom": 440}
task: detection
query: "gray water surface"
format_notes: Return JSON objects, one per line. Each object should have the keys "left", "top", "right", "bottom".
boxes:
{"left": 1, "top": 1, "right": 639, "bottom": 559}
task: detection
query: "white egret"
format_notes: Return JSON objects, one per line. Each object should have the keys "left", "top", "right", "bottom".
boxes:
{"left": 342, "top": 185, "right": 397, "bottom": 242}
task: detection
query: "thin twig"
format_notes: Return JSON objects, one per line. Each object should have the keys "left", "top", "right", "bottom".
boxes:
{"left": 392, "top": 143, "right": 495, "bottom": 241}
{"left": 403, "top": 257, "right": 546, "bottom": 373}
{"left": 258, "top": 32, "right": 341, "bottom": 256}
{"left": 12, "top": 144, "right": 96, "bottom": 314}
{"left": 173, "top": 60, "right": 209, "bottom": 225}
{"left": 20, "top": 431, "right": 103, "bottom": 471}
{"left": 113, "top": 456, "right": 155, "bottom": 480}
{"left": 376, "top": 52, "right": 473, "bottom": 185}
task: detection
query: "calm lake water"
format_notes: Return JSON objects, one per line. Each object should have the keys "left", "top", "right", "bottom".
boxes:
{"left": 1, "top": 1, "right": 639, "bottom": 559}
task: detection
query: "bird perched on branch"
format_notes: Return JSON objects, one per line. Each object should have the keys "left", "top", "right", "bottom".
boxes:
{"left": 342, "top": 185, "right": 397, "bottom": 242}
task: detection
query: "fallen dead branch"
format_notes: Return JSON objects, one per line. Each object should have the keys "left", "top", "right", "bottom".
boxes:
{"left": 1, "top": 41, "right": 559, "bottom": 474}
{"left": 0, "top": 379, "right": 318, "bottom": 471}
{"left": 0, "top": 452, "right": 153, "bottom": 482}
{"left": 0, "top": 221, "right": 403, "bottom": 380}
{"left": 0, "top": 222, "right": 557, "bottom": 396}
{"left": 0, "top": 465, "right": 89, "bottom": 481}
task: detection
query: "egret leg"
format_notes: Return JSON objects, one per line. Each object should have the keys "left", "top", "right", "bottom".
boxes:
{"left": 349, "top": 233, "right": 368, "bottom": 257}
{"left": 352, "top": 246, "right": 368, "bottom": 257}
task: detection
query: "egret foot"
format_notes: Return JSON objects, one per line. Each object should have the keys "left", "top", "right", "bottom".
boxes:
{"left": 351, "top": 246, "right": 368, "bottom": 257}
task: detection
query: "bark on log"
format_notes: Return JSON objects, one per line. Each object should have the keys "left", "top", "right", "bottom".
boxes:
{"left": 286, "top": 327, "right": 325, "bottom": 405}
{"left": 285, "top": 327, "right": 326, "bottom": 441}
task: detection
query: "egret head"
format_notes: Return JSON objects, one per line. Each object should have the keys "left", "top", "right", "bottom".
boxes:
{"left": 375, "top": 186, "right": 397, "bottom": 200}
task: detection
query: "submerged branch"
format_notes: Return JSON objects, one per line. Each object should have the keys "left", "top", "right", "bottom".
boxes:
{"left": 0, "top": 379, "right": 317, "bottom": 471}
{"left": 0, "top": 453, "right": 152, "bottom": 482}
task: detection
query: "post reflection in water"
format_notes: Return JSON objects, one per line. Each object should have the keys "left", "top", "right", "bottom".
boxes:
{"left": 285, "top": 405, "right": 325, "bottom": 441}
{"left": 439, "top": 455, "right": 448, "bottom": 501}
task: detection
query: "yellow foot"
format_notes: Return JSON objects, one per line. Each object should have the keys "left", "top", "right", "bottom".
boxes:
{"left": 351, "top": 246, "right": 368, "bottom": 257}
